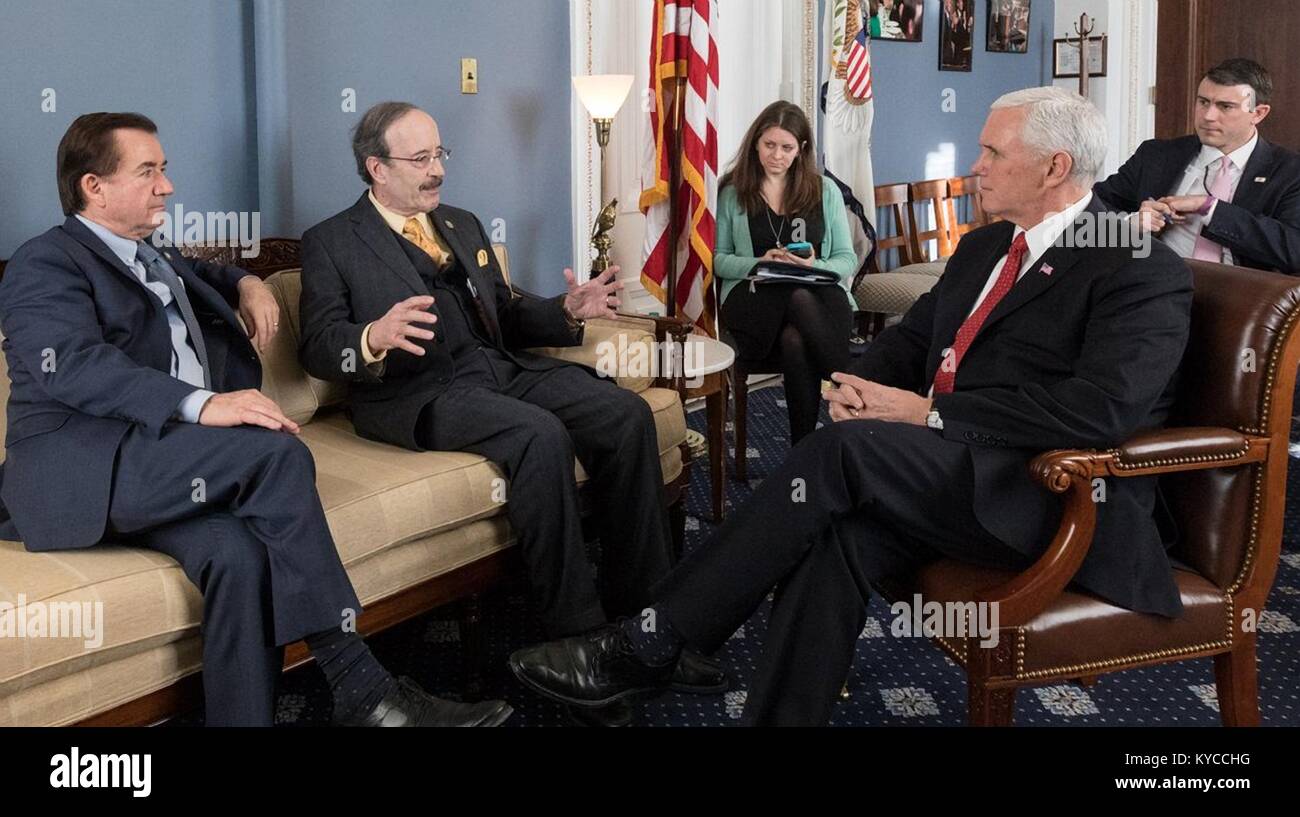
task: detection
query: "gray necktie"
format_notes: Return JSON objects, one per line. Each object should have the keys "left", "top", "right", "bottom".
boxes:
{"left": 135, "top": 242, "right": 212, "bottom": 389}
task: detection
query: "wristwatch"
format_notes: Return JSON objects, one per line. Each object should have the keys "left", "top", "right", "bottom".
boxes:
{"left": 925, "top": 408, "right": 944, "bottom": 431}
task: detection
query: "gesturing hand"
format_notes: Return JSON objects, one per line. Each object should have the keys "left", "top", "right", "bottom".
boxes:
{"left": 562, "top": 266, "right": 622, "bottom": 320}
{"left": 368, "top": 296, "right": 438, "bottom": 357}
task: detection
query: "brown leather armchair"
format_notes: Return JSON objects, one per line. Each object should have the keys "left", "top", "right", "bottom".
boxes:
{"left": 879, "top": 259, "right": 1300, "bottom": 726}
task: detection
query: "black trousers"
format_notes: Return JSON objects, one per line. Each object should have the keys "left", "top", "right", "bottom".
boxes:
{"left": 418, "top": 362, "right": 673, "bottom": 637}
{"left": 651, "top": 419, "right": 1031, "bottom": 726}
{"left": 721, "top": 283, "right": 853, "bottom": 443}
{"left": 108, "top": 423, "right": 362, "bottom": 727}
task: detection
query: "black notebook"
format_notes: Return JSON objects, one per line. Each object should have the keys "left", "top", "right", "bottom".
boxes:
{"left": 750, "top": 259, "right": 839, "bottom": 285}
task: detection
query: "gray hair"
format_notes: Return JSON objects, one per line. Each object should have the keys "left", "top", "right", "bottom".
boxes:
{"left": 990, "top": 87, "right": 1107, "bottom": 184}
{"left": 351, "top": 101, "right": 419, "bottom": 185}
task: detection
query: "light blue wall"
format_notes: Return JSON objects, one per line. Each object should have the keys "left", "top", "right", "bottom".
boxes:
{"left": 0, "top": 0, "right": 259, "bottom": 257}
{"left": 0, "top": 0, "right": 573, "bottom": 295}
{"left": 839, "top": 0, "right": 1055, "bottom": 185}
{"left": 269, "top": 0, "right": 572, "bottom": 294}
{"left": 2, "top": 1, "right": 1048, "bottom": 284}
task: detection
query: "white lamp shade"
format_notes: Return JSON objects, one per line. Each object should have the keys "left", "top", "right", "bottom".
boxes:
{"left": 572, "top": 74, "right": 635, "bottom": 119}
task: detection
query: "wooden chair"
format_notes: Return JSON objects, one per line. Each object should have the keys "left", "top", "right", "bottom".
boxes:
{"left": 852, "top": 182, "right": 931, "bottom": 339}
{"left": 946, "top": 174, "right": 989, "bottom": 242}
{"left": 907, "top": 179, "right": 958, "bottom": 262}
{"left": 858, "top": 183, "right": 915, "bottom": 281}
{"left": 876, "top": 260, "right": 1300, "bottom": 725}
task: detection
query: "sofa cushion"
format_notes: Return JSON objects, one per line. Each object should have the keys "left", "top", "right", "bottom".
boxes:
{"left": 263, "top": 269, "right": 348, "bottom": 415}
{"left": 853, "top": 271, "right": 940, "bottom": 315}
{"left": 0, "top": 518, "right": 517, "bottom": 726}
{"left": 254, "top": 274, "right": 320, "bottom": 424}
{"left": 307, "top": 383, "right": 686, "bottom": 567}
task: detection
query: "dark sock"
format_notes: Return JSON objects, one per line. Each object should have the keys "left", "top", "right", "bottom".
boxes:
{"left": 305, "top": 627, "right": 397, "bottom": 722}
{"left": 619, "top": 607, "right": 684, "bottom": 666}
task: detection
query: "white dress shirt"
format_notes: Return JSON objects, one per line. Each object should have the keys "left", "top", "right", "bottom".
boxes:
{"left": 1160, "top": 132, "right": 1258, "bottom": 265}
{"left": 76, "top": 215, "right": 214, "bottom": 422}
{"left": 928, "top": 192, "right": 1092, "bottom": 397}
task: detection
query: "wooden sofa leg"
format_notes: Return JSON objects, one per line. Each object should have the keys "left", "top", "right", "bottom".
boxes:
{"left": 1214, "top": 635, "right": 1261, "bottom": 726}
{"left": 459, "top": 594, "right": 485, "bottom": 702}
{"left": 968, "top": 681, "right": 1016, "bottom": 726}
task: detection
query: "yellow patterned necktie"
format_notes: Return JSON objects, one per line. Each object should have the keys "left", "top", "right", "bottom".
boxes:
{"left": 402, "top": 217, "right": 452, "bottom": 268}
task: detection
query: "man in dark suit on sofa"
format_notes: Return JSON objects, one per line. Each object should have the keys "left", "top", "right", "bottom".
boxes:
{"left": 296, "top": 101, "right": 725, "bottom": 727}
{"left": 0, "top": 112, "right": 510, "bottom": 727}
{"left": 509, "top": 87, "right": 1195, "bottom": 725}
{"left": 1093, "top": 58, "right": 1300, "bottom": 274}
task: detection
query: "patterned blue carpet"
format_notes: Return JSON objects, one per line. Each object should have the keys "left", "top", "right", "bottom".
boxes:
{"left": 175, "top": 384, "right": 1300, "bottom": 726}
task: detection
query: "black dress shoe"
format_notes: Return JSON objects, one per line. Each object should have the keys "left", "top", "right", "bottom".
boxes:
{"left": 336, "top": 677, "right": 513, "bottom": 727}
{"left": 566, "top": 699, "right": 633, "bottom": 727}
{"left": 508, "top": 624, "right": 674, "bottom": 708}
{"left": 671, "top": 649, "right": 729, "bottom": 694}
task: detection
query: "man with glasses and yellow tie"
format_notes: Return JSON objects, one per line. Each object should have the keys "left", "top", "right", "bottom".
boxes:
{"left": 297, "top": 101, "right": 727, "bottom": 727}
{"left": 1093, "top": 58, "right": 1300, "bottom": 274}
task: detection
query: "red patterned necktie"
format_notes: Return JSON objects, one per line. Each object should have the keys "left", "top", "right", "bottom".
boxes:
{"left": 931, "top": 232, "right": 1029, "bottom": 395}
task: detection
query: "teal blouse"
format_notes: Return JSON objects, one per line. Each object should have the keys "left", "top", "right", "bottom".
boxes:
{"left": 714, "top": 176, "right": 859, "bottom": 307}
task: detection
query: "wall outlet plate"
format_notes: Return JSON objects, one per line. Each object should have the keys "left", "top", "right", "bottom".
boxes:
{"left": 461, "top": 58, "right": 478, "bottom": 94}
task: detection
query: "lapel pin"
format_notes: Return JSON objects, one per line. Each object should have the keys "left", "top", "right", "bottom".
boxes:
{"left": 1040, "top": 264, "right": 1054, "bottom": 276}
{"left": 476, "top": 249, "right": 489, "bottom": 267}
{"left": 444, "top": 219, "right": 455, "bottom": 229}
{"left": 1255, "top": 177, "right": 1267, "bottom": 183}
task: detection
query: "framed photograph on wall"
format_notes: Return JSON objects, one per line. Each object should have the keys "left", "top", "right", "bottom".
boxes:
{"left": 1052, "top": 35, "right": 1107, "bottom": 78}
{"left": 986, "top": 0, "right": 1031, "bottom": 54}
{"left": 939, "top": 0, "right": 975, "bottom": 71}
{"left": 868, "top": 0, "right": 924, "bottom": 42}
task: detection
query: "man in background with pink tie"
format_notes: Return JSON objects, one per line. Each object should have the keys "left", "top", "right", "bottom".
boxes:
{"left": 509, "top": 87, "right": 1194, "bottom": 725}
{"left": 1094, "top": 58, "right": 1300, "bottom": 274}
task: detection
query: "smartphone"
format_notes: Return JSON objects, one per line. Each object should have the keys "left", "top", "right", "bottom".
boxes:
{"left": 784, "top": 242, "right": 813, "bottom": 258}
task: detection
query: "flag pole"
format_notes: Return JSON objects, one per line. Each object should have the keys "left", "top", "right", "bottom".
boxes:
{"left": 665, "top": 73, "right": 686, "bottom": 319}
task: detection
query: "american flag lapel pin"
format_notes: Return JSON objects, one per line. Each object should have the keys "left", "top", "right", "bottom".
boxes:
{"left": 1041, "top": 263, "right": 1054, "bottom": 276}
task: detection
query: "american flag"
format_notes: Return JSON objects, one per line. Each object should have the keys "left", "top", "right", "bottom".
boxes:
{"left": 639, "top": 0, "right": 719, "bottom": 336}
{"left": 844, "top": 25, "right": 873, "bottom": 102}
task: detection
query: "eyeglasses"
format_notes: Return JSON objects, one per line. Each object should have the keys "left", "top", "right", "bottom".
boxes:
{"left": 379, "top": 146, "right": 451, "bottom": 169}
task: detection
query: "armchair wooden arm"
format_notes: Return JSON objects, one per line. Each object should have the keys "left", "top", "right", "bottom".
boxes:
{"left": 975, "top": 427, "right": 1270, "bottom": 627}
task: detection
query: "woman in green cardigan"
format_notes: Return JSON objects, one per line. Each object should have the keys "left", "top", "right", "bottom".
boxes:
{"left": 715, "top": 101, "right": 859, "bottom": 443}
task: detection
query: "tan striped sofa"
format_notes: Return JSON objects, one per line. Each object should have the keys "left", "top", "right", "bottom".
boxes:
{"left": 0, "top": 243, "right": 690, "bottom": 726}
